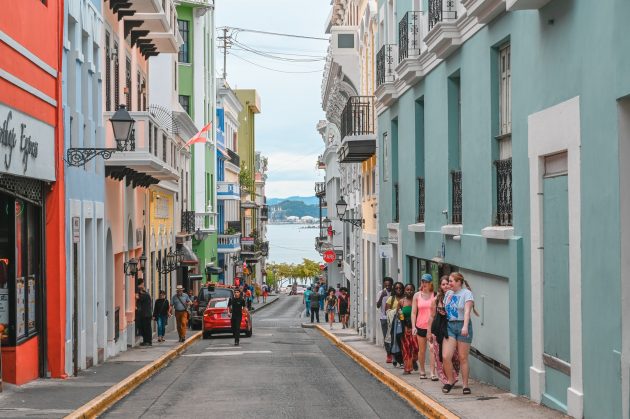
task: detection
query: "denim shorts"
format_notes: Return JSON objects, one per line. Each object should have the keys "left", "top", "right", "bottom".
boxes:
{"left": 447, "top": 320, "right": 473, "bottom": 343}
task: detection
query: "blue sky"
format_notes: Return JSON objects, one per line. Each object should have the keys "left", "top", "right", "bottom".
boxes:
{"left": 216, "top": 0, "right": 329, "bottom": 199}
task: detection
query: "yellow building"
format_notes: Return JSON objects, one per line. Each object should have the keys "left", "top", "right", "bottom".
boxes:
{"left": 148, "top": 187, "right": 176, "bottom": 301}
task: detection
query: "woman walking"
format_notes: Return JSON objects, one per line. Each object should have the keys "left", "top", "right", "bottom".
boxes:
{"left": 429, "top": 276, "right": 459, "bottom": 384}
{"left": 412, "top": 274, "right": 436, "bottom": 380}
{"left": 325, "top": 288, "right": 338, "bottom": 329}
{"left": 152, "top": 290, "right": 171, "bottom": 342}
{"left": 338, "top": 288, "right": 350, "bottom": 328}
{"left": 398, "top": 283, "right": 419, "bottom": 374}
{"left": 441, "top": 272, "right": 477, "bottom": 394}
{"left": 386, "top": 282, "right": 405, "bottom": 368}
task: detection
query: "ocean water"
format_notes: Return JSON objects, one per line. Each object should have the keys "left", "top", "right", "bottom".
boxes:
{"left": 266, "top": 223, "right": 321, "bottom": 264}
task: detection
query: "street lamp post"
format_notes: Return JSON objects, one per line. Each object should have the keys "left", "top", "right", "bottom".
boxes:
{"left": 336, "top": 197, "right": 364, "bottom": 229}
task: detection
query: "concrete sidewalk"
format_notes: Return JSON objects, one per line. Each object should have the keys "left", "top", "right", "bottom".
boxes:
{"left": 0, "top": 295, "right": 279, "bottom": 419}
{"left": 323, "top": 323, "right": 569, "bottom": 419}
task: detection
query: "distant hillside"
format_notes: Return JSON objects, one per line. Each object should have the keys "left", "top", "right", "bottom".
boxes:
{"left": 269, "top": 200, "right": 326, "bottom": 220}
{"left": 268, "top": 196, "right": 319, "bottom": 206}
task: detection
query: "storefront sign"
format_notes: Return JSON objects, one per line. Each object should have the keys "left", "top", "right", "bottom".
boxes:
{"left": 379, "top": 244, "right": 393, "bottom": 258}
{"left": 0, "top": 103, "right": 55, "bottom": 181}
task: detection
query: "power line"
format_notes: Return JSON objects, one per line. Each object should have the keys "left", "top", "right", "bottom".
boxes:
{"left": 230, "top": 52, "right": 323, "bottom": 74}
{"left": 231, "top": 40, "right": 325, "bottom": 63}
{"left": 219, "top": 26, "right": 328, "bottom": 41}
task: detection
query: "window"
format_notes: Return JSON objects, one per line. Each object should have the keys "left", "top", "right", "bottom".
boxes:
{"left": 162, "top": 135, "right": 167, "bottom": 162}
{"left": 499, "top": 44, "right": 512, "bottom": 136}
{"left": 495, "top": 43, "right": 512, "bottom": 226}
{"left": 125, "top": 57, "right": 132, "bottom": 110}
{"left": 338, "top": 34, "right": 354, "bottom": 48}
{"left": 179, "top": 95, "right": 190, "bottom": 114}
{"left": 174, "top": 62, "right": 177, "bottom": 91}
{"left": 105, "top": 32, "right": 111, "bottom": 111}
{"left": 178, "top": 20, "right": 190, "bottom": 63}
{"left": 137, "top": 72, "right": 142, "bottom": 112}
{"left": 153, "top": 126, "right": 158, "bottom": 156}
{"left": 149, "top": 122, "right": 153, "bottom": 154}
{"left": 113, "top": 42, "right": 119, "bottom": 109}
{"left": 371, "top": 168, "right": 376, "bottom": 195}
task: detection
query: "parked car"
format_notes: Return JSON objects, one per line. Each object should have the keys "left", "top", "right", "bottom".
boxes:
{"left": 295, "top": 285, "right": 306, "bottom": 295}
{"left": 202, "top": 298, "right": 252, "bottom": 339}
{"left": 190, "top": 285, "right": 233, "bottom": 330}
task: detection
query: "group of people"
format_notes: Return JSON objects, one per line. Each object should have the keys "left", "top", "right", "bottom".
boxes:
{"left": 135, "top": 284, "right": 193, "bottom": 346}
{"left": 376, "top": 272, "right": 476, "bottom": 395}
{"left": 303, "top": 283, "right": 350, "bottom": 329}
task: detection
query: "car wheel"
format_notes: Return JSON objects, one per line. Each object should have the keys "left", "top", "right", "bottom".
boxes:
{"left": 202, "top": 331, "right": 211, "bottom": 339}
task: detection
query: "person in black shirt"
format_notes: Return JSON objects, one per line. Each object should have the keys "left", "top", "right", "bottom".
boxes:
{"left": 227, "top": 289, "right": 246, "bottom": 346}
{"left": 152, "top": 290, "right": 171, "bottom": 343}
{"left": 137, "top": 283, "right": 153, "bottom": 346}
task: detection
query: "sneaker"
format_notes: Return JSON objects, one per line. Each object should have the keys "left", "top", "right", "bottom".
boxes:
{"left": 386, "top": 354, "right": 393, "bottom": 364}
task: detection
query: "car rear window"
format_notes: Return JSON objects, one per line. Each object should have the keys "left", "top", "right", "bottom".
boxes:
{"left": 199, "top": 288, "right": 233, "bottom": 302}
{"left": 209, "top": 300, "right": 229, "bottom": 308}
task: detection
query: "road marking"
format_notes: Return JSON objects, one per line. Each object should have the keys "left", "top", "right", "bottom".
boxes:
{"left": 183, "top": 350, "right": 272, "bottom": 357}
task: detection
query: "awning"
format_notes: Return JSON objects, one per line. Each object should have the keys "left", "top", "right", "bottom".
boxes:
{"left": 189, "top": 274, "right": 203, "bottom": 281}
{"left": 206, "top": 266, "right": 223, "bottom": 275}
{"left": 179, "top": 242, "right": 198, "bottom": 266}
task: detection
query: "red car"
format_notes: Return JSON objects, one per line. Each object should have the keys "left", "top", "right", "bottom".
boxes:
{"left": 202, "top": 297, "right": 252, "bottom": 339}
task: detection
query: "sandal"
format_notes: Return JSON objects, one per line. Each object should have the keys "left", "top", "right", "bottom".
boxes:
{"left": 463, "top": 387, "right": 471, "bottom": 395}
{"left": 442, "top": 383, "right": 454, "bottom": 394}
{"left": 419, "top": 373, "right": 427, "bottom": 379}
{"left": 413, "top": 361, "right": 419, "bottom": 371}
{"left": 430, "top": 374, "right": 439, "bottom": 381}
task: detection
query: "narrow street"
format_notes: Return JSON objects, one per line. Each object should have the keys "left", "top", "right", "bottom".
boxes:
{"left": 103, "top": 296, "right": 422, "bottom": 418}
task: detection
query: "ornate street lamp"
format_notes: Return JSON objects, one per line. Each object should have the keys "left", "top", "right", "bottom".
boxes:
{"left": 66, "top": 104, "right": 136, "bottom": 167}
{"left": 336, "top": 197, "right": 364, "bottom": 229}
{"left": 124, "top": 258, "right": 139, "bottom": 276}
{"left": 322, "top": 217, "right": 332, "bottom": 229}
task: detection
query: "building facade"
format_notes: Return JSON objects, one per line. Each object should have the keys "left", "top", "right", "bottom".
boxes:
{"left": 0, "top": 0, "right": 66, "bottom": 384}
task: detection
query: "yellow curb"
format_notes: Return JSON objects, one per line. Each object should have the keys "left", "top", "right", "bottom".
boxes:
{"left": 65, "top": 331, "right": 202, "bottom": 419}
{"left": 316, "top": 326, "right": 459, "bottom": 419}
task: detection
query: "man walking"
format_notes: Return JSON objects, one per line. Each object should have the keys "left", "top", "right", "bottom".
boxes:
{"left": 228, "top": 288, "right": 246, "bottom": 346}
{"left": 318, "top": 282, "right": 326, "bottom": 321}
{"left": 376, "top": 277, "right": 394, "bottom": 363}
{"left": 137, "top": 282, "right": 153, "bottom": 346}
{"left": 310, "top": 285, "right": 321, "bottom": 323}
{"left": 172, "top": 285, "right": 192, "bottom": 342}
{"left": 303, "top": 286, "right": 312, "bottom": 317}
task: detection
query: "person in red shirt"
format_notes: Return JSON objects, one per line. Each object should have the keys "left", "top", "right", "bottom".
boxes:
{"left": 245, "top": 287, "right": 253, "bottom": 310}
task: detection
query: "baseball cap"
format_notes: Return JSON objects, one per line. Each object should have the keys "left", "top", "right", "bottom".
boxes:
{"left": 420, "top": 273, "right": 433, "bottom": 282}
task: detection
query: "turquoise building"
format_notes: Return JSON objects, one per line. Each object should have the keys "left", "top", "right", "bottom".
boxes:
{"left": 375, "top": 0, "right": 630, "bottom": 417}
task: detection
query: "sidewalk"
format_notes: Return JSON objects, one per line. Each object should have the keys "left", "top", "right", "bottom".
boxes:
{"left": 0, "top": 295, "right": 279, "bottom": 419}
{"left": 322, "top": 323, "right": 568, "bottom": 419}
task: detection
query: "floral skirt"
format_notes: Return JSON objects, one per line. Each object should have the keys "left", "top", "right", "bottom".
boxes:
{"left": 432, "top": 339, "right": 460, "bottom": 384}
{"left": 401, "top": 328, "right": 419, "bottom": 373}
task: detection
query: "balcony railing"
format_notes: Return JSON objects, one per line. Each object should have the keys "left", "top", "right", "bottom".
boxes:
{"left": 195, "top": 212, "right": 217, "bottom": 233}
{"left": 340, "top": 96, "right": 375, "bottom": 139}
{"left": 227, "top": 148, "right": 240, "bottom": 168}
{"left": 451, "top": 170, "right": 462, "bottom": 224}
{"left": 315, "top": 182, "right": 326, "bottom": 197}
{"left": 181, "top": 210, "right": 195, "bottom": 234}
{"left": 494, "top": 158, "right": 512, "bottom": 226}
{"left": 394, "top": 182, "right": 400, "bottom": 223}
{"left": 218, "top": 233, "right": 241, "bottom": 252}
{"left": 376, "top": 44, "right": 397, "bottom": 87}
{"left": 417, "top": 177, "right": 425, "bottom": 223}
{"left": 399, "top": 11, "right": 423, "bottom": 62}
{"left": 428, "top": 0, "right": 458, "bottom": 31}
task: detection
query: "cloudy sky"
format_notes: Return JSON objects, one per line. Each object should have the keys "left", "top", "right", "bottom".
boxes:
{"left": 216, "top": 0, "right": 329, "bottom": 199}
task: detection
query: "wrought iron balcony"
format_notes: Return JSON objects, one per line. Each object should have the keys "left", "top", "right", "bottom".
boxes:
{"left": 218, "top": 233, "right": 241, "bottom": 253}
{"left": 339, "top": 96, "right": 376, "bottom": 163}
{"left": 376, "top": 44, "right": 397, "bottom": 87}
{"left": 195, "top": 212, "right": 217, "bottom": 233}
{"left": 428, "top": 0, "right": 459, "bottom": 31}
{"left": 399, "top": 12, "right": 423, "bottom": 62}
{"left": 494, "top": 158, "right": 512, "bottom": 226}
{"left": 181, "top": 210, "right": 195, "bottom": 234}
{"left": 417, "top": 177, "right": 425, "bottom": 223}
{"left": 451, "top": 170, "right": 463, "bottom": 224}
{"left": 315, "top": 182, "right": 326, "bottom": 198}
{"left": 241, "top": 237, "right": 262, "bottom": 258}
{"left": 227, "top": 148, "right": 240, "bottom": 168}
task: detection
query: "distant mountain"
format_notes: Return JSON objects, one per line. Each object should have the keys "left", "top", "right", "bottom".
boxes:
{"left": 268, "top": 196, "right": 319, "bottom": 206}
{"left": 269, "top": 200, "right": 327, "bottom": 220}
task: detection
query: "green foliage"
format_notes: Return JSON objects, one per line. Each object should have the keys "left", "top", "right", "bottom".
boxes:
{"left": 239, "top": 162, "right": 254, "bottom": 194}
{"left": 266, "top": 258, "right": 321, "bottom": 286}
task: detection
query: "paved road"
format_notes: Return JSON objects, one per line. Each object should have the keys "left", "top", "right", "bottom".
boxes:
{"left": 104, "top": 295, "right": 422, "bottom": 418}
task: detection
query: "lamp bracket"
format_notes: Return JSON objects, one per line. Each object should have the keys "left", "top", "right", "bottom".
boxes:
{"left": 66, "top": 148, "right": 117, "bottom": 167}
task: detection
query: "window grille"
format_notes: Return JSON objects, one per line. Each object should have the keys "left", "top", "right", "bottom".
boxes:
{"left": 105, "top": 33, "right": 111, "bottom": 111}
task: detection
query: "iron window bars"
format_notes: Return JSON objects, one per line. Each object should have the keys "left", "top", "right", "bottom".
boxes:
{"left": 399, "top": 11, "right": 423, "bottom": 62}
{"left": 494, "top": 158, "right": 512, "bottom": 226}
{"left": 428, "top": 0, "right": 458, "bottom": 31}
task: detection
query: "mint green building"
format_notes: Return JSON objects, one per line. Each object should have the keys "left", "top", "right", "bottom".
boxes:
{"left": 177, "top": 1, "right": 219, "bottom": 283}
{"left": 375, "top": 0, "right": 630, "bottom": 417}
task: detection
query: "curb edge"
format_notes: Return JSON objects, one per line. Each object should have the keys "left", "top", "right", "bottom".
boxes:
{"left": 315, "top": 325, "right": 459, "bottom": 419}
{"left": 250, "top": 296, "right": 280, "bottom": 313}
{"left": 65, "top": 331, "right": 202, "bottom": 419}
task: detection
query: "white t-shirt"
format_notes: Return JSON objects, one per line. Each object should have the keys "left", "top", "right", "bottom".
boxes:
{"left": 444, "top": 288, "right": 474, "bottom": 321}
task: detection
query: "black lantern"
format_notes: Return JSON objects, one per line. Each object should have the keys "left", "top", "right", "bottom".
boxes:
{"left": 124, "top": 258, "right": 139, "bottom": 276}
{"left": 336, "top": 197, "right": 348, "bottom": 218}
{"left": 138, "top": 253, "right": 147, "bottom": 271}
{"left": 110, "top": 105, "right": 135, "bottom": 151}
{"left": 194, "top": 228, "right": 205, "bottom": 241}
{"left": 322, "top": 217, "right": 332, "bottom": 229}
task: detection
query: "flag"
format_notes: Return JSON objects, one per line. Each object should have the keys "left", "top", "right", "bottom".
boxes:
{"left": 185, "top": 122, "right": 212, "bottom": 146}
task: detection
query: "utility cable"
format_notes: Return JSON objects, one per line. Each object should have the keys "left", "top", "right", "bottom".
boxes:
{"left": 230, "top": 52, "right": 323, "bottom": 74}
{"left": 219, "top": 26, "right": 329, "bottom": 41}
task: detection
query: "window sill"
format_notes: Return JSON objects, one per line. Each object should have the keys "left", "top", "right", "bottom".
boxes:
{"left": 441, "top": 224, "right": 463, "bottom": 236}
{"left": 481, "top": 226, "right": 514, "bottom": 240}
{"left": 408, "top": 223, "right": 426, "bottom": 233}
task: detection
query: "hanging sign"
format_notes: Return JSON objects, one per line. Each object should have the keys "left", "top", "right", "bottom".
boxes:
{"left": 379, "top": 244, "right": 393, "bottom": 259}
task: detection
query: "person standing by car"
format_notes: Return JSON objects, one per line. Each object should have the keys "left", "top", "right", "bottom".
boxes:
{"left": 137, "top": 282, "right": 153, "bottom": 346}
{"left": 303, "top": 286, "right": 312, "bottom": 317}
{"left": 172, "top": 285, "right": 192, "bottom": 343}
{"left": 228, "top": 288, "right": 247, "bottom": 346}
{"left": 152, "top": 290, "right": 171, "bottom": 343}
{"left": 310, "top": 285, "right": 321, "bottom": 323}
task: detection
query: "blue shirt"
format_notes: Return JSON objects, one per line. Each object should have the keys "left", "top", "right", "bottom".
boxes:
{"left": 172, "top": 292, "right": 191, "bottom": 311}
{"left": 304, "top": 289, "right": 312, "bottom": 302}
{"left": 444, "top": 289, "right": 474, "bottom": 321}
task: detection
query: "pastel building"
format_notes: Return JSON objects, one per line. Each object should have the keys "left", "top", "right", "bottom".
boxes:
{"left": 375, "top": 0, "right": 630, "bottom": 418}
